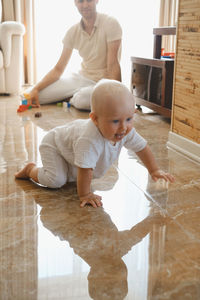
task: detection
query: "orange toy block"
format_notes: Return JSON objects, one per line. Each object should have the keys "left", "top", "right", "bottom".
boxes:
{"left": 17, "top": 104, "right": 32, "bottom": 112}
{"left": 23, "top": 93, "right": 31, "bottom": 100}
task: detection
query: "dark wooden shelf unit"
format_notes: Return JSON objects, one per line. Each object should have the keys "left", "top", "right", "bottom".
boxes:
{"left": 153, "top": 26, "right": 176, "bottom": 59}
{"left": 130, "top": 26, "right": 176, "bottom": 118}
{"left": 131, "top": 57, "right": 174, "bottom": 118}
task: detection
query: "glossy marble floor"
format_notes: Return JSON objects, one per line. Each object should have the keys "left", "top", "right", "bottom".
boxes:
{"left": 0, "top": 95, "right": 200, "bottom": 300}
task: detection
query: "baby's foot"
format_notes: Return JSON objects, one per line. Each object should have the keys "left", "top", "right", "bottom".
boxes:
{"left": 15, "top": 163, "right": 36, "bottom": 179}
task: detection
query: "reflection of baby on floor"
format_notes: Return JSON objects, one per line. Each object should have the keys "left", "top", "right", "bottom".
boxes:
{"left": 33, "top": 184, "right": 168, "bottom": 300}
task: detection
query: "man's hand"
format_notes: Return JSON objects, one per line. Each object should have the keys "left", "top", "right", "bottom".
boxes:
{"left": 27, "top": 89, "right": 40, "bottom": 108}
{"left": 150, "top": 169, "right": 175, "bottom": 183}
{"left": 80, "top": 192, "right": 103, "bottom": 208}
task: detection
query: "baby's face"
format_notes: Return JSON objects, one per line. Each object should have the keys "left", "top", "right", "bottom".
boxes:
{"left": 95, "top": 95, "right": 135, "bottom": 143}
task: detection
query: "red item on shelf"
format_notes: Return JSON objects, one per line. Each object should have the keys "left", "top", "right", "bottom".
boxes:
{"left": 163, "top": 52, "right": 175, "bottom": 58}
{"left": 161, "top": 48, "right": 165, "bottom": 56}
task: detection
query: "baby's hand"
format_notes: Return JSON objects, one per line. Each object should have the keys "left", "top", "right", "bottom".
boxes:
{"left": 150, "top": 169, "right": 175, "bottom": 183}
{"left": 80, "top": 192, "right": 103, "bottom": 208}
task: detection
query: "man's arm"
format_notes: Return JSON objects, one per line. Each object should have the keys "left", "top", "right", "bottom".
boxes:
{"left": 77, "top": 167, "right": 102, "bottom": 208}
{"left": 29, "top": 47, "right": 73, "bottom": 107}
{"left": 105, "top": 39, "right": 122, "bottom": 81}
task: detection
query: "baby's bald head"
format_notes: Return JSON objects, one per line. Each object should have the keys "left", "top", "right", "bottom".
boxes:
{"left": 91, "top": 79, "right": 135, "bottom": 116}
{"left": 90, "top": 80, "right": 135, "bottom": 142}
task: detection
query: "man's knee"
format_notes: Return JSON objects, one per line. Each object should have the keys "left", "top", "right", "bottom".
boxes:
{"left": 70, "top": 93, "right": 90, "bottom": 110}
{"left": 70, "top": 86, "right": 94, "bottom": 110}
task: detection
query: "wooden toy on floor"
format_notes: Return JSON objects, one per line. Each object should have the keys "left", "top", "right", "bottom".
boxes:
{"left": 17, "top": 93, "right": 32, "bottom": 113}
{"left": 34, "top": 112, "right": 42, "bottom": 118}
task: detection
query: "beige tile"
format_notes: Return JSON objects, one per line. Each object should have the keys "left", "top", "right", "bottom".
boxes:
{"left": 1, "top": 95, "right": 200, "bottom": 299}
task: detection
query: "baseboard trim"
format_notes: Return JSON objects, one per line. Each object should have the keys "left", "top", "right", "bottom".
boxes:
{"left": 167, "top": 131, "right": 200, "bottom": 164}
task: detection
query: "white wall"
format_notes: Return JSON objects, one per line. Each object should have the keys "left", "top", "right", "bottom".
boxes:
{"left": 35, "top": 0, "right": 160, "bottom": 86}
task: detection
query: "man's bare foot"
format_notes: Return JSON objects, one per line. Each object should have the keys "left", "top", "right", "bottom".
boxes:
{"left": 15, "top": 163, "right": 36, "bottom": 179}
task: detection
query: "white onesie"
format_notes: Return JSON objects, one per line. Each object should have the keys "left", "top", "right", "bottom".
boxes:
{"left": 38, "top": 119, "right": 147, "bottom": 188}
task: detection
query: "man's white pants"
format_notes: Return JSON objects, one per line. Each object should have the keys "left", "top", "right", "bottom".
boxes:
{"left": 25, "top": 73, "right": 96, "bottom": 110}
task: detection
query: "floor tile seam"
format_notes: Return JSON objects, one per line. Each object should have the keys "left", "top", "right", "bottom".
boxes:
{"left": 115, "top": 166, "right": 200, "bottom": 243}
{"left": 0, "top": 215, "right": 39, "bottom": 220}
{"left": 0, "top": 215, "right": 39, "bottom": 221}
{"left": 115, "top": 165, "right": 171, "bottom": 211}
{"left": 115, "top": 166, "right": 175, "bottom": 197}
{"left": 178, "top": 178, "right": 200, "bottom": 189}
{"left": 149, "top": 183, "right": 200, "bottom": 196}
{"left": 171, "top": 207, "right": 200, "bottom": 223}
{"left": 115, "top": 166, "right": 200, "bottom": 195}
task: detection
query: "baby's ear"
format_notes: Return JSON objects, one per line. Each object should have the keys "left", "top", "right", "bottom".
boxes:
{"left": 89, "top": 112, "right": 98, "bottom": 125}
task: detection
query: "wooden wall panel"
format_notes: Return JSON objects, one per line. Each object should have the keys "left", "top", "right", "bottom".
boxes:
{"left": 172, "top": 0, "right": 200, "bottom": 144}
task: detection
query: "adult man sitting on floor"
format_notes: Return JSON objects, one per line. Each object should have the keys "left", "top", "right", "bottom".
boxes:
{"left": 27, "top": 0, "right": 122, "bottom": 110}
